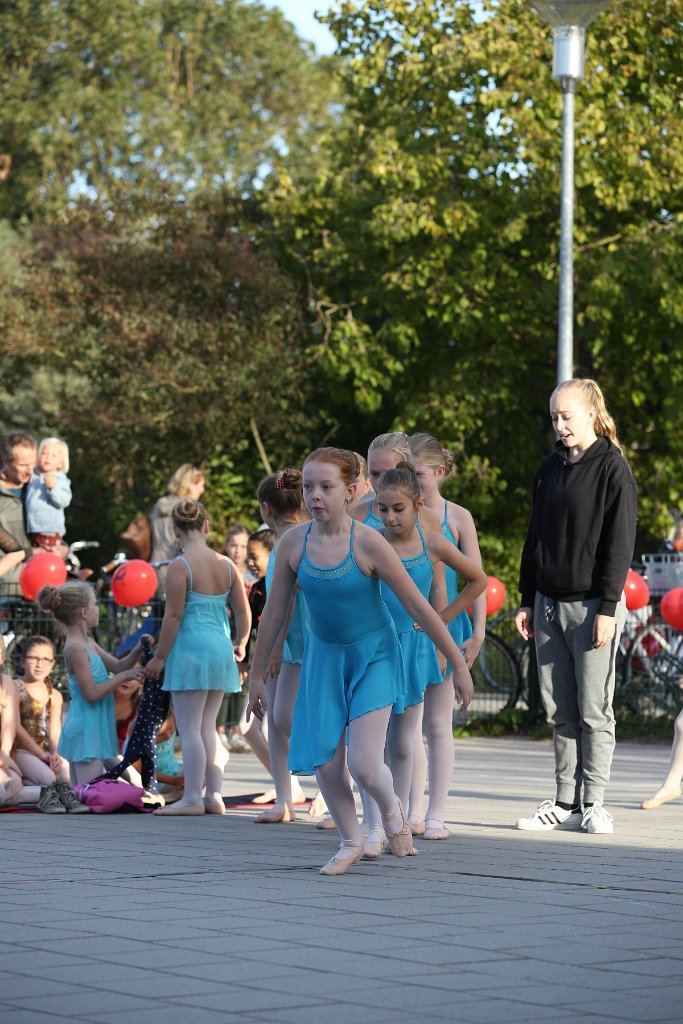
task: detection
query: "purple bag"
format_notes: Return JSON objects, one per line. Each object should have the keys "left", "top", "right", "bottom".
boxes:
{"left": 74, "top": 779, "right": 145, "bottom": 814}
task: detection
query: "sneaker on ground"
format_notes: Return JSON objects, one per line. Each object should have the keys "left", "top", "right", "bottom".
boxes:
{"left": 56, "top": 782, "right": 90, "bottom": 814}
{"left": 38, "top": 784, "right": 66, "bottom": 814}
{"left": 516, "top": 799, "right": 582, "bottom": 831}
{"left": 582, "top": 801, "right": 614, "bottom": 834}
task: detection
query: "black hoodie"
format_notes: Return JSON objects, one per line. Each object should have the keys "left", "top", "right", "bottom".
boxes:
{"left": 519, "top": 436, "right": 637, "bottom": 616}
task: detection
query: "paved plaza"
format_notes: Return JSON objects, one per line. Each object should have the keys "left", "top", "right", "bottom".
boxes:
{"left": 1, "top": 737, "right": 682, "bottom": 1024}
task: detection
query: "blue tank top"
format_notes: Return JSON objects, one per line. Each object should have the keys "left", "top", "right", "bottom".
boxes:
{"left": 265, "top": 546, "right": 309, "bottom": 663}
{"left": 363, "top": 504, "right": 383, "bottom": 531}
{"left": 380, "top": 523, "right": 434, "bottom": 631}
{"left": 297, "top": 521, "right": 392, "bottom": 644}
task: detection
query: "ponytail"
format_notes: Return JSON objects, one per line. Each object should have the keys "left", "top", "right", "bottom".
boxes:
{"left": 553, "top": 379, "right": 624, "bottom": 454}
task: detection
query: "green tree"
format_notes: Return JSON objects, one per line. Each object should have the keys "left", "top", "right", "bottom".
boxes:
{"left": 0, "top": 200, "right": 325, "bottom": 548}
{"left": 270, "top": 0, "right": 682, "bottom": 582}
{"left": 0, "top": 0, "right": 335, "bottom": 220}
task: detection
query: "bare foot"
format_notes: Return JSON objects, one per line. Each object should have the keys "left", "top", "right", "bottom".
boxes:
{"left": 641, "top": 786, "right": 682, "bottom": 810}
{"left": 154, "top": 800, "right": 205, "bottom": 816}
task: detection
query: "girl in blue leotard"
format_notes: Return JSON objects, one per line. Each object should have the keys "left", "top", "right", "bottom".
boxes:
{"left": 350, "top": 431, "right": 413, "bottom": 530}
{"left": 247, "top": 448, "right": 473, "bottom": 877}
{"left": 144, "top": 500, "right": 251, "bottom": 816}
{"left": 360, "top": 463, "right": 487, "bottom": 857}
{"left": 253, "top": 469, "right": 310, "bottom": 823}
{"left": 408, "top": 432, "right": 487, "bottom": 839}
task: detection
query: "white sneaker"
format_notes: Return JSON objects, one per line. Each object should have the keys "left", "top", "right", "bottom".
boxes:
{"left": 227, "top": 733, "right": 251, "bottom": 753}
{"left": 516, "top": 799, "right": 583, "bottom": 831}
{"left": 581, "top": 801, "right": 614, "bottom": 834}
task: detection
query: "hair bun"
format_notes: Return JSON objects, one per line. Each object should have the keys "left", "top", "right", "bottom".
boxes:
{"left": 280, "top": 467, "right": 302, "bottom": 491}
{"left": 37, "top": 585, "right": 61, "bottom": 612}
{"left": 442, "top": 448, "right": 455, "bottom": 476}
{"left": 175, "top": 499, "right": 201, "bottom": 523}
{"left": 394, "top": 460, "right": 416, "bottom": 474}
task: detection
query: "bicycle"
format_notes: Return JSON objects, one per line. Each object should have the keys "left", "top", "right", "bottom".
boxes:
{"left": 484, "top": 609, "right": 530, "bottom": 708}
{"left": 470, "top": 627, "right": 524, "bottom": 711}
{"left": 619, "top": 613, "right": 683, "bottom": 715}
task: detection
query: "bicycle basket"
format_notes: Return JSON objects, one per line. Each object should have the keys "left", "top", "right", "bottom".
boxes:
{"left": 641, "top": 553, "right": 683, "bottom": 595}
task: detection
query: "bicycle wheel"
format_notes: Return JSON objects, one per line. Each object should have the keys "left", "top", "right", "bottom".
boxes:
{"left": 472, "top": 632, "right": 523, "bottom": 709}
{"left": 486, "top": 609, "right": 531, "bottom": 706}
{"left": 620, "top": 624, "right": 683, "bottom": 715}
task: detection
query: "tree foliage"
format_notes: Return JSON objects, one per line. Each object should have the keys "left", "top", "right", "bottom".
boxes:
{"left": 0, "top": 0, "right": 335, "bottom": 219}
{"left": 270, "top": 0, "right": 683, "bottom": 566}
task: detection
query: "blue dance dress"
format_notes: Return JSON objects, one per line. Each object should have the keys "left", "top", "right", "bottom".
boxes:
{"left": 363, "top": 505, "right": 383, "bottom": 530}
{"left": 380, "top": 524, "right": 443, "bottom": 712}
{"left": 59, "top": 648, "right": 119, "bottom": 763}
{"left": 265, "top": 547, "right": 309, "bottom": 665}
{"left": 441, "top": 502, "right": 473, "bottom": 670}
{"left": 162, "top": 556, "right": 240, "bottom": 693}
{"left": 288, "top": 521, "right": 403, "bottom": 775}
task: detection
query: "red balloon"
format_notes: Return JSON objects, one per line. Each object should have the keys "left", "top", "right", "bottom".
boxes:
{"left": 111, "top": 560, "right": 158, "bottom": 607}
{"left": 624, "top": 569, "right": 650, "bottom": 611}
{"left": 20, "top": 551, "right": 67, "bottom": 601}
{"left": 485, "top": 576, "right": 506, "bottom": 618}
{"left": 661, "top": 587, "right": 683, "bottom": 631}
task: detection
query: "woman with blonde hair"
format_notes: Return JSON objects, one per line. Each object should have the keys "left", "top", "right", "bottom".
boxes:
{"left": 150, "top": 464, "right": 206, "bottom": 597}
{"left": 515, "top": 378, "right": 636, "bottom": 835}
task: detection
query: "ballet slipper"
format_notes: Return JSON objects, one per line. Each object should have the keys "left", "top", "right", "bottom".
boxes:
{"left": 408, "top": 818, "right": 426, "bottom": 836}
{"left": 253, "top": 788, "right": 277, "bottom": 805}
{"left": 153, "top": 800, "right": 205, "bottom": 816}
{"left": 423, "top": 819, "right": 450, "bottom": 840}
{"left": 362, "top": 827, "right": 387, "bottom": 860}
{"left": 203, "top": 796, "right": 226, "bottom": 815}
{"left": 254, "top": 803, "right": 296, "bottom": 824}
{"left": 641, "top": 787, "right": 682, "bottom": 811}
{"left": 383, "top": 801, "right": 418, "bottom": 858}
{"left": 308, "top": 790, "right": 328, "bottom": 817}
{"left": 315, "top": 814, "right": 337, "bottom": 830}
{"left": 319, "top": 843, "right": 364, "bottom": 876}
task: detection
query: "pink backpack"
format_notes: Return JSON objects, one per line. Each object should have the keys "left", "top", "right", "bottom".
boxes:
{"left": 74, "top": 779, "right": 145, "bottom": 814}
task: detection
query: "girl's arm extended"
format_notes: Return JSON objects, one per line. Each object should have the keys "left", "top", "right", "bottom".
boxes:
{"left": 227, "top": 558, "right": 252, "bottom": 663}
{"left": 93, "top": 637, "right": 144, "bottom": 674}
{"left": 361, "top": 531, "right": 473, "bottom": 711}
{"left": 67, "top": 644, "right": 143, "bottom": 703}
{"left": 427, "top": 531, "right": 488, "bottom": 627}
{"left": 246, "top": 533, "right": 299, "bottom": 719}
{"left": 142, "top": 559, "right": 188, "bottom": 678}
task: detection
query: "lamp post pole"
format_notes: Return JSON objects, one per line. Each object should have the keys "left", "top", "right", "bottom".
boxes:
{"left": 528, "top": 2, "right": 610, "bottom": 385}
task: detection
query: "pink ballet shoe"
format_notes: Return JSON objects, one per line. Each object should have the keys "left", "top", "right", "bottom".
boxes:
{"left": 153, "top": 801, "right": 205, "bottom": 816}
{"left": 408, "top": 818, "right": 426, "bottom": 836}
{"left": 316, "top": 814, "right": 337, "bottom": 830}
{"left": 203, "top": 797, "right": 226, "bottom": 815}
{"left": 362, "top": 827, "right": 387, "bottom": 860}
{"left": 383, "top": 801, "right": 418, "bottom": 858}
{"left": 423, "top": 819, "right": 450, "bottom": 840}
{"left": 641, "top": 787, "right": 682, "bottom": 811}
{"left": 254, "top": 804, "right": 296, "bottom": 824}
{"left": 319, "top": 843, "right": 364, "bottom": 876}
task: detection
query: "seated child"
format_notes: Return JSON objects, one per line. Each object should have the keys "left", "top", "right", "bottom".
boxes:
{"left": 11, "top": 635, "right": 88, "bottom": 812}
{"left": 26, "top": 437, "right": 72, "bottom": 555}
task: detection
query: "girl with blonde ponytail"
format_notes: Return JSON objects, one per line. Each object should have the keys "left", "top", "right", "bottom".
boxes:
{"left": 515, "top": 378, "right": 636, "bottom": 836}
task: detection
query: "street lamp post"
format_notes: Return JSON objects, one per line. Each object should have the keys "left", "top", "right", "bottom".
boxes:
{"left": 528, "top": 1, "right": 610, "bottom": 385}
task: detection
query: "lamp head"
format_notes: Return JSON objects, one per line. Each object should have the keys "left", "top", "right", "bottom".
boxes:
{"left": 529, "top": 1, "right": 610, "bottom": 28}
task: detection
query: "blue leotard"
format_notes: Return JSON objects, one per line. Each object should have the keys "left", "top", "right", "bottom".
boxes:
{"left": 59, "top": 648, "right": 119, "bottom": 763}
{"left": 288, "top": 520, "right": 403, "bottom": 775}
{"left": 441, "top": 502, "right": 473, "bottom": 666}
{"left": 380, "top": 523, "right": 442, "bottom": 713}
{"left": 363, "top": 504, "right": 384, "bottom": 531}
{"left": 265, "top": 547, "right": 309, "bottom": 665}
{"left": 162, "top": 556, "right": 240, "bottom": 693}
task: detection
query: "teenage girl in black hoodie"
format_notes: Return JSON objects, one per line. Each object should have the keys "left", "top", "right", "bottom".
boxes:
{"left": 515, "top": 378, "right": 637, "bottom": 835}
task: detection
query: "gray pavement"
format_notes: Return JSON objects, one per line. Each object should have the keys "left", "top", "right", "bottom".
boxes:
{"left": 1, "top": 736, "right": 682, "bottom": 1024}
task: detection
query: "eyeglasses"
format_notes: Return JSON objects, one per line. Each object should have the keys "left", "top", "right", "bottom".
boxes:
{"left": 24, "top": 656, "right": 55, "bottom": 665}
